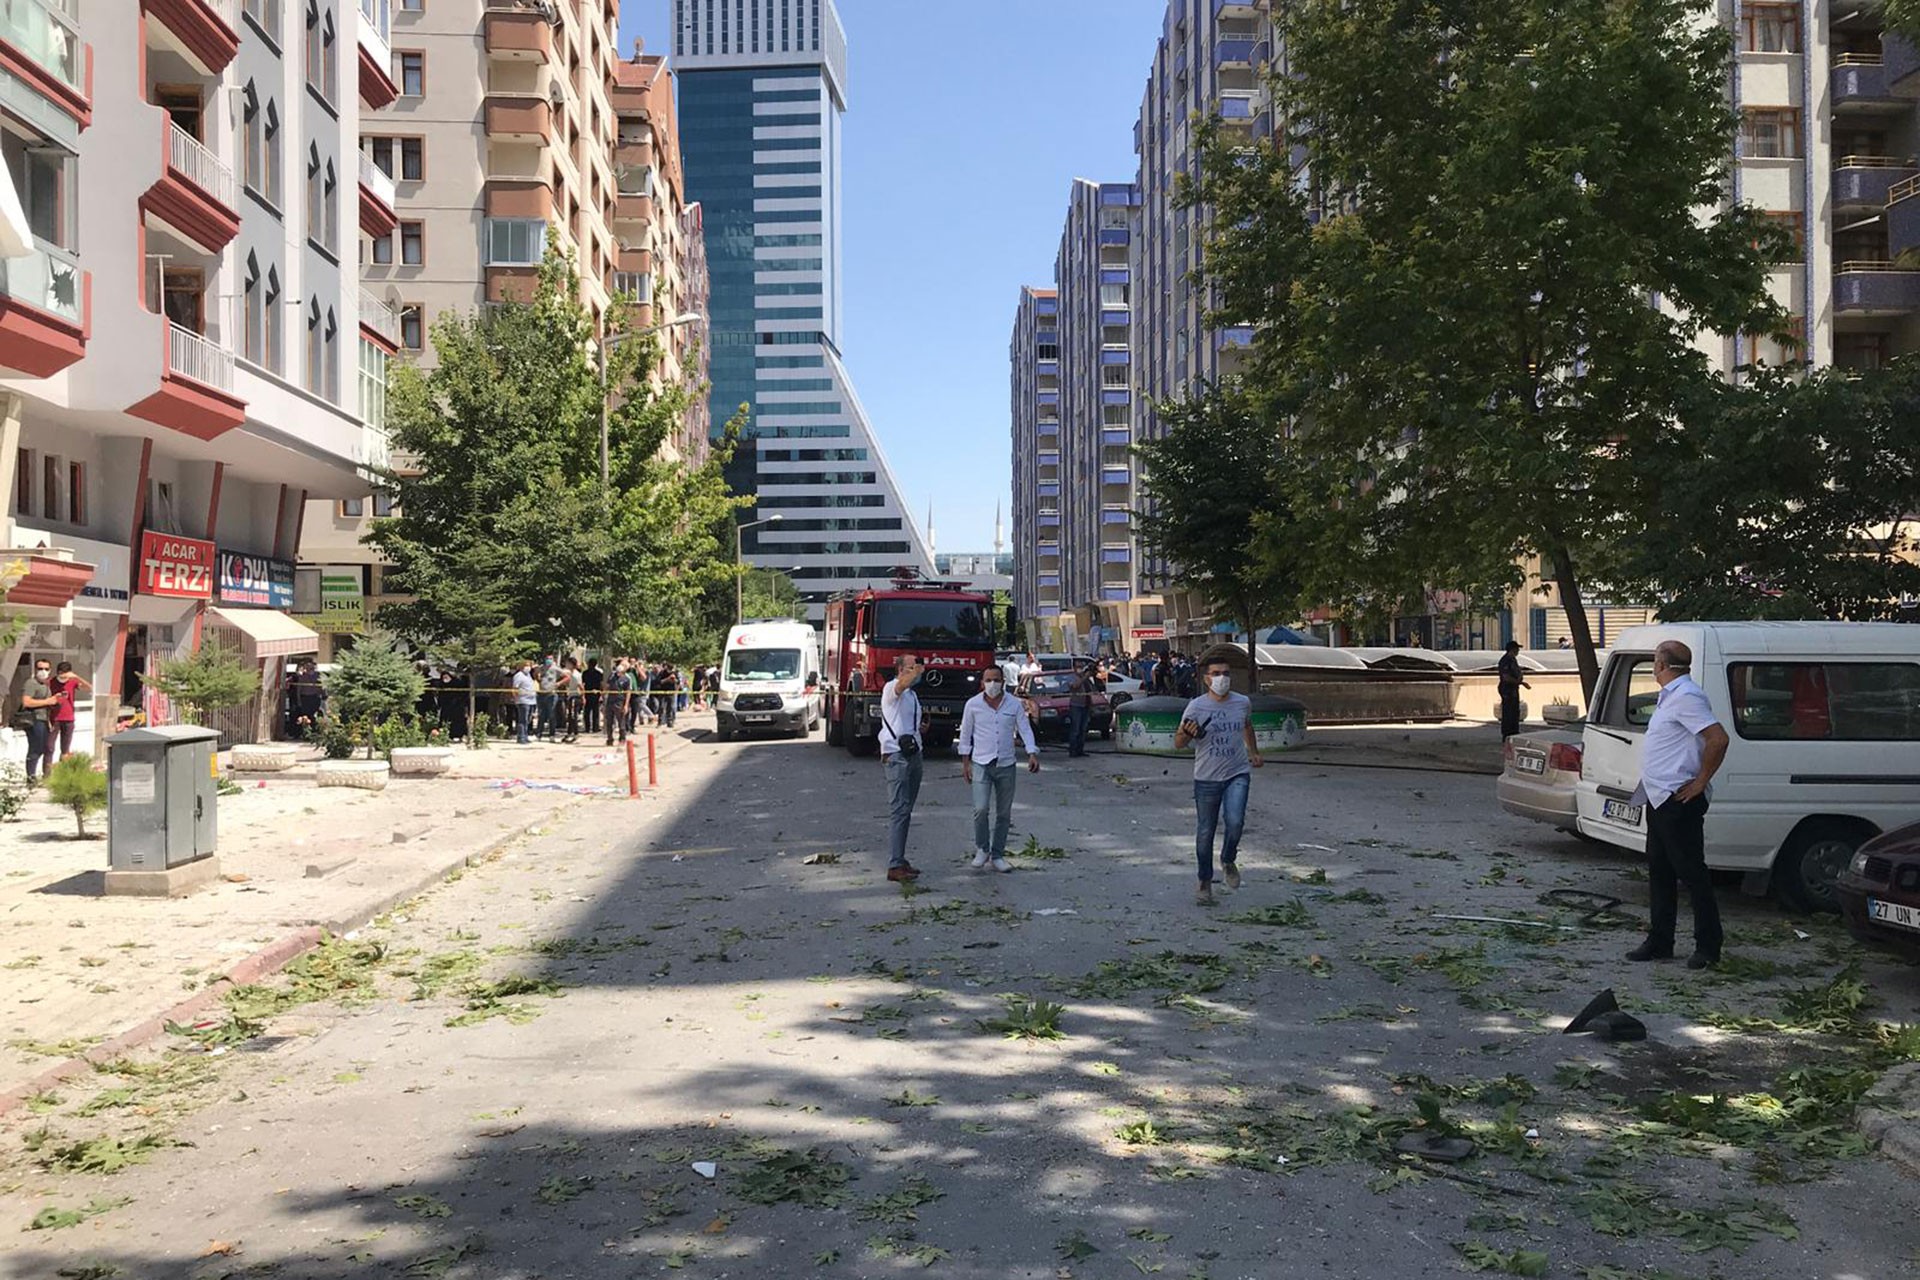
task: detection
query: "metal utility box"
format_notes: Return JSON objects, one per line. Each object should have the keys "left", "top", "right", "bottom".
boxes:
{"left": 105, "top": 725, "right": 220, "bottom": 871}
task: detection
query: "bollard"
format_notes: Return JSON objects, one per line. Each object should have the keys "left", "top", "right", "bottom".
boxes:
{"left": 625, "top": 738, "right": 640, "bottom": 798}
{"left": 647, "top": 731, "right": 659, "bottom": 787}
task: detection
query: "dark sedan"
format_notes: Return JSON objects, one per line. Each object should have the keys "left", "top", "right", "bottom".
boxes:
{"left": 1836, "top": 821, "right": 1920, "bottom": 958}
{"left": 1017, "top": 672, "right": 1113, "bottom": 742}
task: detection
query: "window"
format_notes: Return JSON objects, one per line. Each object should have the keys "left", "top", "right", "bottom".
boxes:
{"left": 264, "top": 101, "right": 282, "bottom": 204}
{"left": 400, "top": 0, "right": 422, "bottom": 9}
{"left": 399, "top": 220, "right": 423, "bottom": 265}
{"left": 243, "top": 254, "right": 264, "bottom": 363}
{"left": 265, "top": 268, "right": 283, "bottom": 371}
{"left": 305, "top": 2, "right": 323, "bottom": 94}
{"left": 1760, "top": 210, "right": 1805, "bottom": 261}
{"left": 305, "top": 145, "right": 323, "bottom": 244}
{"left": 1741, "top": 4, "right": 1799, "bottom": 53}
{"left": 306, "top": 300, "right": 324, "bottom": 395}
{"left": 13, "top": 448, "right": 31, "bottom": 516}
{"left": 1729, "top": 662, "right": 1920, "bottom": 741}
{"left": 340, "top": 497, "right": 365, "bottom": 517}
{"left": 373, "top": 493, "right": 396, "bottom": 517}
{"left": 323, "top": 162, "right": 338, "bottom": 251}
{"left": 484, "top": 217, "right": 545, "bottom": 265}
{"left": 1740, "top": 109, "right": 1800, "bottom": 159}
{"left": 67, "top": 461, "right": 84, "bottom": 526}
{"left": 398, "top": 136, "right": 422, "bottom": 181}
{"left": 395, "top": 51, "right": 424, "bottom": 97}
{"left": 41, "top": 454, "right": 60, "bottom": 523}
{"left": 243, "top": 84, "right": 263, "bottom": 195}
{"left": 399, "top": 303, "right": 423, "bottom": 349}
{"left": 243, "top": 0, "right": 282, "bottom": 37}
{"left": 322, "top": 10, "right": 337, "bottom": 100}
{"left": 1594, "top": 655, "right": 1662, "bottom": 730}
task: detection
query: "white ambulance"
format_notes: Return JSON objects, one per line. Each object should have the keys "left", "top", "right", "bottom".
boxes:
{"left": 717, "top": 620, "right": 824, "bottom": 741}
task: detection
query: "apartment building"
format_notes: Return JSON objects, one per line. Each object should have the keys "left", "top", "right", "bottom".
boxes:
{"left": 673, "top": 0, "right": 936, "bottom": 616}
{"left": 0, "top": 0, "right": 392, "bottom": 745}
{"left": 304, "top": 2, "right": 714, "bottom": 649}
{"left": 1008, "top": 286, "right": 1057, "bottom": 624}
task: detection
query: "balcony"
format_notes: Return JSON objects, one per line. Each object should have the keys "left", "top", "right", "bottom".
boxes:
{"left": 1214, "top": 0, "right": 1259, "bottom": 15}
{"left": 144, "top": 0, "right": 239, "bottom": 76}
{"left": 141, "top": 120, "right": 240, "bottom": 252}
{"left": 615, "top": 191, "right": 655, "bottom": 224}
{"left": 358, "top": 151, "right": 397, "bottom": 238}
{"left": 0, "top": 238, "right": 87, "bottom": 375}
{"left": 1889, "top": 174, "right": 1920, "bottom": 257}
{"left": 484, "top": 3, "right": 553, "bottom": 61}
{"left": 1834, "top": 262, "right": 1920, "bottom": 316}
{"left": 1217, "top": 91, "right": 1258, "bottom": 123}
{"left": 1833, "top": 157, "right": 1918, "bottom": 211}
{"left": 3, "top": 550, "right": 93, "bottom": 610}
{"left": 359, "top": 287, "right": 398, "bottom": 350}
{"left": 484, "top": 94, "right": 551, "bottom": 143}
{"left": 128, "top": 321, "right": 245, "bottom": 441}
{"left": 1216, "top": 324, "right": 1254, "bottom": 350}
{"left": 1887, "top": 34, "right": 1920, "bottom": 96}
{"left": 0, "top": 0, "right": 90, "bottom": 124}
{"left": 1833, "top": 56, "right": 1901, "bottom": 113}
{"left": 1215, "top": 37, "right": 1255, "bottom": 69}
{"left": 485, "top": 175, "right": 552, "bottom": 219}
{"left": 358, "top": 0, "right": 399, "bottom": 107}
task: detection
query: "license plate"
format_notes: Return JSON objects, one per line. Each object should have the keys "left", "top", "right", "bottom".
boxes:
{"left": 743, "top": 714, "right": 772, "bottom": 723}
{"left": 1513, "top": 754, "right": 1546, "bottom": 776}
{"left": 1602, "top": 799, "right": 1644, "bottom": 826}
{"left": 1869, "top": 898, "right": 1920, "bottom": 933}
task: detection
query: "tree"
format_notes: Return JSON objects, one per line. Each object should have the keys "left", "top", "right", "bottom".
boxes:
{"left": 1135, "top": 387, "right": 1307, "bottom": 682}
{"left": 1198, "top": 0, "right": 1791, "bottom": 697}
{"left": 45, "top": 754, "right": 106, "bottom": 840}
{"left": 369, "top": 251, "right": 744, "bottom": 656}
{"left": 1630, "top": 360, "right": 1920, "bottom": 620}
{"left": 323, "top": 631, "right": 426, "bottom": 757}
{"left": 148, "top": 640, "right": 259, "bottom": 727}
{"left": 739, "top": 569, "right": 806, "bottom": 623}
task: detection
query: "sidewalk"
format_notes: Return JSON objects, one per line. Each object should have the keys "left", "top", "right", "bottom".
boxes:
{"left": 0, "top": 719, "right": 713, "bottom": 1109}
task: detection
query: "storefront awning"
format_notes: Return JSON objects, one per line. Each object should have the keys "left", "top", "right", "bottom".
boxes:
{"left": 206, "top": 607, "right": 320, "bottom": 660}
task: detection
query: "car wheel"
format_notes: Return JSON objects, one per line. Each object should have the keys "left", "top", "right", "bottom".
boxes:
{"left": 1775, "top": 820, "right": 1872, "bottom": 915}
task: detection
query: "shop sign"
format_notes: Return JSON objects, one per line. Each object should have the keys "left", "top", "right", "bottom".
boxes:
{"left": 216, "top": 550, "right": 295, "bottom": 609}
{"left": 138, "top": 532, "right": 215, "bottom": 599}
{"left": 12, "top": 528, "right": 132, "bottom": 612}
{"left": 1130, "top": 626, "right": 1165, "bottom": 640}
{"left": 294, "top": 565, "right": 363, "bottom": 635}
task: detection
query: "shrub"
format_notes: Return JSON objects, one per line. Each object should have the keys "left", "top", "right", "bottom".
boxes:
{"left": 45, "top": 754, "right": 106, "bottom": 839}
{"left": 0, "top": 761, "right": 28, "bottom": 822}
{"left": 322, "top": 632, "right": 425, "bottom": 758}
{"left": 148, "top": 641, "right": 259, "bottom": 727}
{"left": 306, "top": 714, "right": 357, "bottom": 760}
{"left": 467, "top": 712, "right": 495, "bottom": 751}
{"left": 372, "top": 716, "right": 428, "bottom": 760}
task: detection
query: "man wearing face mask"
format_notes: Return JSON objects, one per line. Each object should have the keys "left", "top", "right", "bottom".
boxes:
{"left": 879, "top": 655, "right": 930, "bottom": 882}
{"left": 1173, "top": 657, "right": 1264, "bottom": 905}
{"left": 15, "top": 658, "right": 59, "bottom": 783}
{"left": 958, "top": 662, "right": 1041, "bottom": 872}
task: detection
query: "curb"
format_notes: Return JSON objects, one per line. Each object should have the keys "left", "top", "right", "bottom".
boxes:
{"left": 1859, "top": 1061, "right": 1920, "bottom": 1178}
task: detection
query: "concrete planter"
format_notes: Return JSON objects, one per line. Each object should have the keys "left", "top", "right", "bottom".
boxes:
{"left": 317, "top": 760, "right": 391, "bottom": 791}
{"left": 389, "top": 747, "right": 455, "bottom": 777}
{"left": 229, "top": 743, "right": 300, "bottom": 772}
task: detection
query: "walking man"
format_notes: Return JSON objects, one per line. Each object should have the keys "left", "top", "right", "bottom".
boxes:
{"left": 1497, "top": 640, "right": 1529, "bottom": 739}
{"left": 17, "top": 657, "right": 57, "bottom": 782}
{"left": 604, "top": 660, "right": 633, "bottom": 744}
{"left": 511, "top": 660, "right": 537, "bottom": 744}
{"left": 1627, "top": 639, "right": 1730, "bottom": 970}
{"left": 1064, "top": 662, "right": 1092, "bottom": 758}
{"left": 958, "top": 662, "right": 1040, "bottom": 873}
{"left": 880, "top": 655, "right": 928, "bottom": 883}
{"left": 1173, "top": 657, "right": 1263, "bottom": 905}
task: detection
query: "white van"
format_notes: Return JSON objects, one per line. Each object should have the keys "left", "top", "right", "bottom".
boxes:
{"left": 717, "top": 620, "right": 823, "bottom": 741}
{"left": 1577, "top": 622, "right": 1920, "bottom": 912}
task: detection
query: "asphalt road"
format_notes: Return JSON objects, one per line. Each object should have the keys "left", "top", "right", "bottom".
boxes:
{"left": 6, "top": 729, "right": 1920, "bottom": 1279}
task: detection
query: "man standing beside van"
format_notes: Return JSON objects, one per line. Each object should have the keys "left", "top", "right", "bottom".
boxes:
{"left": 959, "top": 663, "right": 1041, "bottom": 872}
{"left": 1628, "top": 640, "right": 1731, "bottom": 970}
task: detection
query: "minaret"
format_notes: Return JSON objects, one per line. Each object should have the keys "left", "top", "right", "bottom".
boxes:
{"left": 993, "top": 502, "right": 1004, "bottom": 557}
{"left": 927, "top": 501, "right": 937, "bottom": 560}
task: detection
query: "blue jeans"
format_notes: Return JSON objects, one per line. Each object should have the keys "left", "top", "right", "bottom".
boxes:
{"left": 536, "top": 693, "right": 556, "bottom": 738}
{"left": 970, "top": 761, "right": 1017, "bottom": 858}
{"left": 1067, "top": 704, "right": 1090, "bottom": 756}
{"left": 884, "top": 752, "right": 923, "bottom": 869}
{"left": 514, "top": 703, "right": 533, "bottom": 744}
{"left": 1194, "top": 773, "right": 1251, "bottom": 884}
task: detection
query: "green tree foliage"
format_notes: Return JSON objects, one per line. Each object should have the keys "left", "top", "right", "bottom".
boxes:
{"left": 1135, "top": 387, "right": 1307, "bottom": 679}
{"left": 323, "top": 631, "right": 426, "bottom": 757}
{"left": 1195, "top": 0, "right": 1790, "bottom": 695}
{"left": 148, "top": 641, "right": 260, "bottom": 727}
{"left": 368, "top": 251, "right": 744, "bottom": 657}
{"left": 1629, "top": 361, "right": 1920, "bottom": 620}
{"left": 45, "top": 754, "right": 106, "bottom": 839}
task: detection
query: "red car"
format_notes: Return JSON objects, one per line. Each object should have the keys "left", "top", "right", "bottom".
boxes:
{"left": 1836, "top": 821, "right": 1920, "bottom": 958}
{"left": 1016, "top": 672, "right": 1113, "bottom": 742}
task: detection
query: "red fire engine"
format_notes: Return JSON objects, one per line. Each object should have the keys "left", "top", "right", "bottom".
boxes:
{"left": 822, "top": 578, "right": 997, "bottom": 755}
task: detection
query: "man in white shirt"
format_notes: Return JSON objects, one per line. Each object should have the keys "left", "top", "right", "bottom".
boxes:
{"left": 880, "top": 655, "right": 928, "bottom": 883}
{"left": 510, "top": 661, "right": 538, "bottom": 745}
{"left": 1627, "top": 640, "right": 1731, "bottom": 969}
{"left": 958, "top": 663, "right": 1041, "bottom": 872}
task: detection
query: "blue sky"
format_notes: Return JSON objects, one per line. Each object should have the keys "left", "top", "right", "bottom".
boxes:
{"left": 618, "top": 0, "right": 1167, "bottom": 554}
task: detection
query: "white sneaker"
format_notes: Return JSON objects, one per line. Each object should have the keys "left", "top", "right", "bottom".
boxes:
{"left": 970, "top": 849, "right": 990, "bottom": 871}
{"left": 991, "top": 858, "right": 1014, "bottom": 874}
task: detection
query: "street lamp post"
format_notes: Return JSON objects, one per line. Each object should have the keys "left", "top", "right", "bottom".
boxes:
{"left": 735, "top": 515, "right": 785, "bottom": 624}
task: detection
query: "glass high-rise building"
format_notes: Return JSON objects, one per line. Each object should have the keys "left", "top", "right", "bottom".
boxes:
{"left": 673, "top": 0, "right": 934, "bottom": 614}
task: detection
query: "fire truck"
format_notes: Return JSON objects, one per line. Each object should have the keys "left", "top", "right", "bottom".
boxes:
{"left": 823, "top": 578, "right": 997, "bottom": 756}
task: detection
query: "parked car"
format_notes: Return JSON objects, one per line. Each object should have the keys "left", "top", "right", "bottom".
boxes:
{"left": 1576, "top": 622, "right": 1920, "bottom": 913}
{"left": 1835, "top": 821, "right": 1920, "bottom": 958}
{"left": 1017, "top": 671, "right": 1113, "bottom": 741}
{"left": 1497, "top": 725, "right": 1586, "bottom": 835}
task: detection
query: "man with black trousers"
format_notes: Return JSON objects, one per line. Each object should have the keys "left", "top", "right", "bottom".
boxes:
{"left": 1496, "top": 641, "right": 1529, "bottom": 739}
{"left": 1627, "top": 639, "right": 1731, "bottom": 970}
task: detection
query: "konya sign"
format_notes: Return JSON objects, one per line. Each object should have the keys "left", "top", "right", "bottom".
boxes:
{"left": 216, "top": 550, "right": 295, "bottom": 609}
{"left": 138, "top": 531, "right": 216, "bottom": 599}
